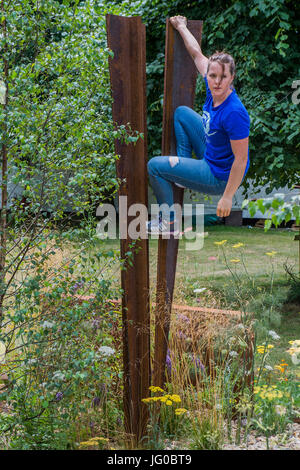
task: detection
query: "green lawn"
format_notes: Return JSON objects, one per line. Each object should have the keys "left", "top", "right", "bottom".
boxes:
{"left": 171, "top": 225, "right": 298, "bottom": 305}
{"left": 97, "top": 224, "right": 298, "bottom": 304}
{"left": 174, "top": 225, "right": 297, "bottom": 279}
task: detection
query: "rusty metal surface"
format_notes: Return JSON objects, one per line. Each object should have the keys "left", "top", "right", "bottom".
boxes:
{"left": 106, "top": 14, "right": 150, "bottom": 443}
{"left": 153, "top": 19, "right": 203, "bottom": 388}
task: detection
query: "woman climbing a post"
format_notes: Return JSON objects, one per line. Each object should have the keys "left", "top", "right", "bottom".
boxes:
{"left": 147, "top": 15, "right": 250, "bottom": 236}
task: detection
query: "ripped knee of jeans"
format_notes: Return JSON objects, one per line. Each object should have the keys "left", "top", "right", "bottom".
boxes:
{"left": 169, "top": 156, "right": 179, "bottom": 168}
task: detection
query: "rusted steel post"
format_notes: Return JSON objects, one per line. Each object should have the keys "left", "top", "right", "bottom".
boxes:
{"left": 153, "top": 19, "right": 203, "bottom": 388}
{"left": 106, "top": 14, "right": 150, "bottom": 445}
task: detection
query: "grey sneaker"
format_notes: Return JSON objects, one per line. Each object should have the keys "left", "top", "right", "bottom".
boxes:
{"left": 146, "top": 215, "right": 179, "bottom": 236}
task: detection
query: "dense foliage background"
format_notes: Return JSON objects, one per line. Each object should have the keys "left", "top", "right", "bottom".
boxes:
{"left": 111, "top": 0, "right": 300, "bottom": 193}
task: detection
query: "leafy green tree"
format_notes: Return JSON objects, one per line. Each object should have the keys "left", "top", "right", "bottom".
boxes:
{"left": 243, "top": 192, "right": 300, "bottom": 230}
{"left": 0, "top": 0, "right": 137, "bottom": 448}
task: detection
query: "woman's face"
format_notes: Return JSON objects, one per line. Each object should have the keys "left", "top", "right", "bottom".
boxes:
{"left": 207, "top": 61, "right": 234, "bottom": 100}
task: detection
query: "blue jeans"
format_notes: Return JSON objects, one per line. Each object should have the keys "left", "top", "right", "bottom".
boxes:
{"left": 148, "top": 106, "right": 227, "bottom": 219}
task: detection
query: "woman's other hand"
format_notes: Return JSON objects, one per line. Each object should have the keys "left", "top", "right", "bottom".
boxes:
{"left": 170, "top": 16, "right": 187, "bottom": 30}
{"left": 216, "top": 196, "right": 232, "bottom": 218}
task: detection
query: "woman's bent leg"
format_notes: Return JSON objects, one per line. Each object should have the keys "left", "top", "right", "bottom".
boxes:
{"left": 148, "top": 106, "right": 216, "bottom": 225}
{"left": 148, "top": 156, "right": 227, "bottom": 219}
{"left": 174, "top": 105, "right": 206, "bottom": 159}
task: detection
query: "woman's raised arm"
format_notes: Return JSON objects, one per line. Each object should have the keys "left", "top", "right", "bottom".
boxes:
{"left": 170, "top": 16, "right": 208, "bottom": 77}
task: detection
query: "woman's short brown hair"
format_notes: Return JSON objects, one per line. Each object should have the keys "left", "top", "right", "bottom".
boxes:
{"left": 207, "top": 51, "right": 236, "bottom": 76}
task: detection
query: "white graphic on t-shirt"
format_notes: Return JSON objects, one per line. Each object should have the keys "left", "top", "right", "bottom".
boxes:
{"left": 201, "top": 111, "right": 217, "bottom": 137}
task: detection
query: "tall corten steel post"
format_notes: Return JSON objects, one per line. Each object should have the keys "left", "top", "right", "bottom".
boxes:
{"left": 153, "top": 19, "right": 203, "bottom": 388}
{"left": 106, "top": 14, "right": 150, "bottom": 445}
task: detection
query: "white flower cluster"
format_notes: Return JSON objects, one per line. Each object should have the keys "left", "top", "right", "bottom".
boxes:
{"left": 98, "top": 346, "right": 115, "bottom": 357}
{"left": 268, "top": 330, "right": 280, "bottom": 341}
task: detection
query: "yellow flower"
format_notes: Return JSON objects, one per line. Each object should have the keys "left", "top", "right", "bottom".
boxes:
{"left": 214, "top": 239, "right": 227, "bottom": 246}
{"left": 79, "top": 440, "right": 99, "bottom": 448}
{"left": 142, "top": 398, "right": 152, "bottom": 404}
{"left": 89, "top": 437, "right": 109, "bottom": 442}
{"left": 288, "top": 340, "right": 300, "bottom": 346}
{"left": 255, "top": 384, "right": 285, "bottom": 401}
{"left": 256, "top": 344, "right": 273, "bottom": 354}
{"left": 232, "top": 242, "right": 244, "bottom": 248}
{"left": 161, "top": 394, "right": 182, "bottom": 403}
{"left": 143, "top": 396, "right": 164, "bottom": 403}
{"left": 159, "top": 396, "right": 168, "bottom": 403}
{"left": 230, "top": 259, "right": 241, "bottom": 263}
{"left": 288, "top": 348, "right": 300, "bottom": 356}
{"left": 160, "top": 394, "right": 181, "bottom": 404}
{"left": 175, "top": 408, "right": 188, "bottom": 416}
{"left": 149, "top": 386, "right": 164, "bottom": 393}
{"left": 78, "top": 436, "right": 109, "bottom": 449}
{"left": 170, "top": 394, "right": 181, "bottom": 403}
{"left": 158, "top": 393, "right": 183, "bottom": 405}
{"left": 286, "top": 340, "right": 300, "bottom": 355}
{"left": 265, "top": 251, "right": 277, "bottom": 256}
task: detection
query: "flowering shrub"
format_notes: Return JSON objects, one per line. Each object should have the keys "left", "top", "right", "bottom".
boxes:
{"left": 0, "top": 246, "right": 123, "bottom": 450}
{"left": 252, "top": 331, "right": 300, "bottom": 448}
{"left": 141, "top": 387, "right": 188, "bottom": 448}
{"left": 0, "top": 0, "right": 140, "bottom": 451}
{"left": 242, "top": 193, "right": 300, "bottom": 231}
{"left": 79, "top": 436, "right": 110, "bottom": 450}
{"left": 287, "top": 340, "right": 300, "bottom": 365}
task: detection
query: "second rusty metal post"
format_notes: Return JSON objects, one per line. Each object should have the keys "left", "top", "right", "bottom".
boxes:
{"left": 106, "top": 14, "right": 150, "bottom": 445}
{"left": 153, "top": 19, "right": 203, "bottom": 388}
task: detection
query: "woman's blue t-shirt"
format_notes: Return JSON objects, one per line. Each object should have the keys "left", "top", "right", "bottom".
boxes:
{"left": 202, "top": 76, "right": 250, "bottom": 181}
